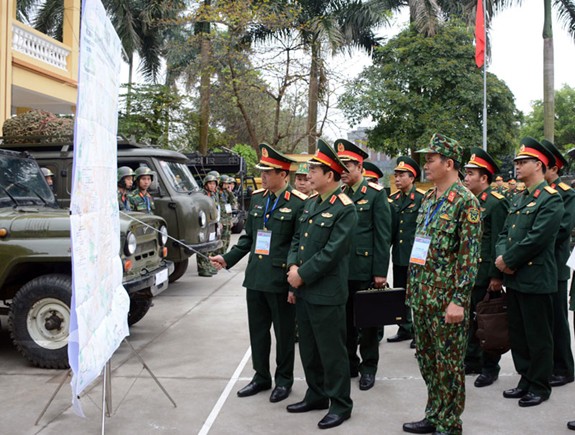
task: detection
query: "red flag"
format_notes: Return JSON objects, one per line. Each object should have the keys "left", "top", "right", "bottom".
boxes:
{"left": 475, "top": 0, "right": 485, "bottom": 68}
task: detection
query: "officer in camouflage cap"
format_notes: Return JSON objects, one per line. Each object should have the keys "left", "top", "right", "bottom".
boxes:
{"left": 129, "top": 167, "right": 155, "bottom": 213}
{"left": 403, "top": 133, "right": 481, "bottom": 435}
{"left": 294, "top": 162, "right": 313, "bottom": 195}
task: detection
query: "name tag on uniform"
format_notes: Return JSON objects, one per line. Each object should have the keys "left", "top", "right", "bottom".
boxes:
{"left": 225, "top": 203, "right": 232, "bottom": 214}
{"left": 255, "top": 230, "right": 272, "bottom": 255}
{"left": 409, "top": 235, "right": 431, "bottom": 265}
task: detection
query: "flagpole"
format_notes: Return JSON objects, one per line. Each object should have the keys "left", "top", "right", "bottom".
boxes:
{"left": 482, "top": 0, "right": 487, "bottom": 151}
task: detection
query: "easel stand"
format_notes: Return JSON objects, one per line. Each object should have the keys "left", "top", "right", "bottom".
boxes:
{"left": 36, "top": 338, "right": 177, "bottom": 434}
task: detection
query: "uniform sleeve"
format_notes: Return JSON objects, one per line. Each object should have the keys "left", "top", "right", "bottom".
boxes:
{"left": 502, "top": 193, "right": 564, "bottom": 270}
{"left": 488, "top": 198, "right": 509, "bottom": 280}
{"left": 297, "top": 205, "right": 358, "bottom": 286}
{"left": 557, "top": 189, "right": 575, "bottom": 247}
{"left": 372, "top": 189, "right": 391, "bottom": 277}
{"left": 451, "top": 197, "right": 482, "bottom": 307}
{"left": 287, "top": 202, "right": 306, "bottom": 268}
{"left": 223, "top": 199, "right": 256, "bottom": 268}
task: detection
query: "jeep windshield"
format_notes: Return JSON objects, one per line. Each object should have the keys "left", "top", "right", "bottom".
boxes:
{"left": 158, "top": 160, "right": 200, "bottom": 193}
{"left": 0, "top": 154, "right": 57, "bottom": 207}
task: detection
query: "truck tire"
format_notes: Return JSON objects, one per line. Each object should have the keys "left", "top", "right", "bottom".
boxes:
{"left": 128, "top": 295, "right": 153, "bottom": 326}
{"left": 231, "top": 218, "right": 245, "bottom": 234}
{"left": 169, "top": 259, "right": 188, "bottom": 283}
{"left": 9, "top": 274, "right": 71, "bottom": 369}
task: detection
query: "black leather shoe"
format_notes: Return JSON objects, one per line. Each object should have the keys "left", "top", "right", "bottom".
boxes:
{"left": 518, "top": 392, "right": 547, "bottom": 407}
{"left": 359, "top": 373, "right": 375, "bottom": 391}
{"left": 317, "top": 413, "right": 350, "bottom": 429}
{"left": 474, "top": 373, "right": 498, "bottom": 388}
{"left": 387, "top": 333, "right": 412, "bottom": 343}
{"left": 503, "top": 387, "right": 527, "bottom": 399}
{"left": 550, "top": 374, "right": 575, "bottom": 387}
{"left": 270, "top": 386, "right": 291, "bottom": 403}
{"left": 410, "top": 340, "right": 416, "bottom": 349}
{"left": 567, "top": 420, "right": 575, "bottom": 430}
{"left": 286, "top": 400, "right": 329, "bottom": 413}
{"left": 236, "top": 381, "right": 270, "bottom": 398}
{"left": 402, "top": 418, "right": 436, "bottom": 434}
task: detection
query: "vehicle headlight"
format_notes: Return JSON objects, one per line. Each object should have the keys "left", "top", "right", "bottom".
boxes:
{"left": 124, "top": 232, "right": 137, "bottom": 256}
{"left": 199, "top": 211, "right": 207, "bottom": 228}
{"left": 159, "top": 225, "right": 169, "bottom": 246}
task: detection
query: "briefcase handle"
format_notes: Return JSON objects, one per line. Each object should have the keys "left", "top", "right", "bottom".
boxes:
{"left": 481, "top": 290, "right": 506, "bottom": 303}
{"left": 364, "top": 283, "right": 390, "bottom": 292}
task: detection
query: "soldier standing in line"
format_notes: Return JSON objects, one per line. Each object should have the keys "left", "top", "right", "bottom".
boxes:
{"left": 129, "top": 167, "right": 155, "bottom": 213}
{"left": 218, "top": 175, "right": 234, "bottom": 253}
{"left": 335, "top": 138, "right": 391, "bottom": 391}
{"left": 505, "top": 179, "right": 518, "bottom": 203}
{"left": 387, "top": 156, "right": 425, "bottom": 350}
{"left": 462, "top": 148, "right": 509, "bottom": 387}
{"left": 494, "top": 175, "right": 507, "bottom": 195}
{"left": 197, "top": 173, "right": 219, "bottom": 277}
{"left": 210, "top": 144, "right": 307, "bottom": 403}
{"left": 117, "top": 166, "right": 135, "bottom": 211}
{"left": 402, "top": 134, "right": 481, "bottom": 435}
{"left": 286, "top": 139, "right": 356, "bottom": 430}
{"left": 362, "top": 161, "right": 384, "bottom": 183}
{"left": 495, "top": 137, "right": 564, "bottom": 407}
{"left": 294, "top": 163, "right": 314, "bottom": 196}
{"left": 540, "top": 139, "right": 575, "bottom": 388}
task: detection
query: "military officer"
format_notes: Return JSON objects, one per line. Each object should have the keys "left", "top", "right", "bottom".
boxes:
{"left": 294, "top": 162, "right": 314, "bottom": 196}
{"left": 197, "top": 173, "right": 219, "bottom": 277}
{"left": 463, "top": 148, "right": 509, "bottom": 387}
{"left": 117, "top": 166, "right": 135, "bottom": 211}
{"left": 494, "top": 175, "right": 507, "bottom": 195}
{"left": 211, "top": 144, "right": 306, "bottom": 403}
{"left": 495, "top": 137, "right": 564, "bottom": 407}
{"left": 129, "top": 167, "right": 155, "bottom": 213}
{"left": 541, "top": 139, "right": 575, "bottom": 388}
{"left": 403, "top": 134, "right": 481, "bottom": 435}
{"left": 362, "top": 161, "right": 384, "bottom": 182}
{"left": 286, "top": 139, "right": 356, "bottom": 430}
{"left": 388, "top": 156, "right": 425, "bottom": 349}
{"left": 336, "top": 138, "right": 391, "bottom": 391}
{"left": 505, "top": 179, "right": 518, "bottom": 203}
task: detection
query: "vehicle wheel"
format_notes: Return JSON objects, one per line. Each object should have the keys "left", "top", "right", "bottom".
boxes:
{"left": 128, "top": 294, "right": 153, "bottom": 326}
{"left": 9, "top": 274, "right": 71, "bottom": 369}
{"left": 232, "top": 218, "right": 245, "bottom": 234}
{"left": 169, "top": 259, "right": 189, "bottom": 283}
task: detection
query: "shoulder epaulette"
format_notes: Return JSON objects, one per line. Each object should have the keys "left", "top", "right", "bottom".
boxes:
{"left": 338, "top": 193, "right": 353, "bottom": 206}
{"left": 368, "top": 181, "right": 383, "bottom": 191}
{"left": 308, "top": 192, "right": 319, "bottom": 199}
{"left": 559, "top": 182, "right": 571, "bottom": 191}
{"left": 291, "top": 189, "right": 308, "bottom": 200}
{"left": 416, "top": 188, "right": 427, "bottom": 195}
{"left": 544, "top": 186, "right": 558, "bottom": 194}
{"left": 252, "top": 188, "right": 265, "bottom": 196}
{"left": 491, "top": 191, "right": 505, "bottom": 200}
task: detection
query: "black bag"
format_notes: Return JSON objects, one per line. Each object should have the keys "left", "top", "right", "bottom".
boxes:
{"left": 475, "top": 291, "right": 510, "bottom": 355}
{"left": 353, "top": 287, "right": 407, "bottom": 328}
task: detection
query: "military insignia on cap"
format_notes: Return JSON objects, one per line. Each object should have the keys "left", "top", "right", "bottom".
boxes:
{"left": 337, "top": 143, "right": 345, "bottom": 153}
{"left": 520, "top": 145, "right": 525, "bottom": 152}
{"left": 398, "top": 161, "right": 405, "bottom": 168}
{"left": 321, "top": 212, "right": 333, "bottom": 218}
{"left": 470, "top": 154, "right": 476, "bottom": 161}
{"left": 262, "top": 148, "right": 269, "bottom": 157}
{"left": 467, "top": 207, "right": 480, "bottom": 223}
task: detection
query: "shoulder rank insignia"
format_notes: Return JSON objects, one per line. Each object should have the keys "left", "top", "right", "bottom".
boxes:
{"left": 527, "top": 201, "right": 536, "bottom": 207}
{"left": 252, "top": 188, "right": 265, "bottom": 196}
{"left": 361, "top": 185, "right": 367, "bottom": 194}
{"left": 416, "top": 188, "right": 427, "bottom": 195}
{"left": 559, "top": 182, "right": 571, "bottom": 191}
{"left": 291, "top": 189, "right": 308, "bottom": 200}
{"left": 368, "top": 182, "right": 383, "bottom": 191}
{"left": 357, "top": 199, "right": 369, "bottom": 205}
{"left": 284, "top": 191, "right": 291, "bottom": 200}
{"left": 544, "top": 186, "right": 557, "bottom": 195}
{"left": 467, "top": 207, "right": 480, "bottom": 223}
{"left": 439, "top": 213, "right": 451, "bottom": 221}
{"left": 338, "top": 193, "right": 353, "bottom": 205}
{"left": 491, "top": 191, "right": 504, "bottom": 200}
{"left": 279, "top": 207, "right": 292, "bottom": 213}
{"left": 321, "top": 212, "right": 333, "bottom": 218}
{"left": 480, "top": 192, "right": 488, "bottom": 201}
{"left": 447, "top": 191, "right": 457, "bottom": 203}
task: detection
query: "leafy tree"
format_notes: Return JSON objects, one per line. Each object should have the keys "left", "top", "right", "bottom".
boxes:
{"left": 520, "top": 84, "right": 575, "bottom": 150}
{"left": 231, "top": 143, "right": 259, "bottom": 176}
{"left": 339, "top": 21, "right": 520, "bottom": 159}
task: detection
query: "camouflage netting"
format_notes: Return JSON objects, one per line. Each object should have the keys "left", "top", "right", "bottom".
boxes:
{"left": 2, "top": 109, "right": 73, "bottom": 143}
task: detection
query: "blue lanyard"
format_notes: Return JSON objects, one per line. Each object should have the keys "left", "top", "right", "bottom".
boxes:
{"left": 140, "top": 192, "right": 151, "bottom": 212}
{"left": 263, "top": 193, "right": 280, "bottom": 227}
{"left": 424, "top": 197, "right": 446, "bottom": 228}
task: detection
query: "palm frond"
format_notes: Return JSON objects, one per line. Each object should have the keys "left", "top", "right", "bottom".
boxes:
{"left": 555, "top": 0, "right": 575, "bottom": 40}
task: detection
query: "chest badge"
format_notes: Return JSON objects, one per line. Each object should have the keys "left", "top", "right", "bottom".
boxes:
{"left": 279, "top": 208, "right": 292, "bottom": 213}
{"left": 357, "top": 199, "right": 368, "bottom": 205}
{"left": 439, "top": 213, "right": 451, "bottom": 221}
{"left": 527, "top": 202, "right": 536, "bottom": 207}
{"left": 321, "top": 212, "right": 333, "bottom": 218}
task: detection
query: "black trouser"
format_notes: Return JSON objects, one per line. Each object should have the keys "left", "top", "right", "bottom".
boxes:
{"left": 393, "top": 264, "right": 413, "bottom": 337}
{"left": 552, "top": 280, "right": 574, "bottom": 377}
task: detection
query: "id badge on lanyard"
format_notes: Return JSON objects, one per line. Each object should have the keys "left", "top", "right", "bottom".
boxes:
{"left": 409, "top": 235, "right": 431, "bottom": 265}
{"left": 255, "top": 230, "right": 272, "bottom": 255}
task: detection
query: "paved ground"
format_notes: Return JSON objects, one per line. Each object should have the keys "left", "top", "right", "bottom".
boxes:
{"left": 1, "top": 233, "right": 575, "bottom": 434}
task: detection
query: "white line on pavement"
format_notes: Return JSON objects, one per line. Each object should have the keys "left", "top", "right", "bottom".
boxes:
{"left": 198, "top": 347, "right": 252, "bottom": 435}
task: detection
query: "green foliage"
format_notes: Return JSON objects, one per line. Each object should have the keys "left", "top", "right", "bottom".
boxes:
{"left": 231, "top": 143, "right": 259, "bottom": 176}
{"left": 520, "top": 84, "right": 575, "bottom": 150}
{"left": 339, "top": 21, "right": 520, "bottom": 162}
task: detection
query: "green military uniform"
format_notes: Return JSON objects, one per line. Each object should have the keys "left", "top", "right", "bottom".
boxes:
{"left": 224, "top": 180, "right": 306, "bottom": 391}
{"left": 542, "top": 139, "right": 575, "bottom": 382}
{"left": 335, "top": 138, "right": 391, "bottom": 382}
{"left": 118, "top": 190, "right": 132, "bottom": 211}
{"left": 496, "top": 138, "right": 564, "bottom": 402}
{"left": 129, "top": 190, "right": 155, "bottom": 212}
{"left": 287, "top": 140, "right": 356, "bottom": 419}
{"left": 197, "top": 175, "right": 219, "bottom": 276}
{"left": 407, "top": 134, "right": 481, "bottom": 435}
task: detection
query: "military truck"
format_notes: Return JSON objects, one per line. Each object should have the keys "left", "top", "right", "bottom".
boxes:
{"left": 2, "top": 136, "right": 221, "bottom": 282}
{"left": 0, "top": 148, "right": 173, "bottom": 368}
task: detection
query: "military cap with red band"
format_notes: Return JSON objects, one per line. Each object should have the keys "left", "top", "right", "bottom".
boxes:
{"left": 514, "top": 137, "right": 555, "bottom": 168}
{"left": 541, "top": 139, "right": 567, "bottom": 170}
{"left": 465, "top": 147, "right": 499, "bottom": 175}
{"left": 255, "top": 143, "right": 296, "bottom": 171}
{"left": 394, "top": 156, "right": 421, "bottom": 178}
{"left": 308, "top": 138, "right": 349, "bottom": 174}
{"left": 335, "top": 138, "right": 369, "bottom": 163}
{"left": 363, "top": 161, "right": 384, "bottom": 180}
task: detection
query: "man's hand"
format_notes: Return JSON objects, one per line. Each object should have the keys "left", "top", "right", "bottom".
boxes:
{"left": 287, "top": 265, "right": 304, "bottom": 288}
{"left": 210, "top": 255, "right": 226, "bottom": 270}
{"left": 487, "top": 278, "right": 503, "bottom": 292}
{"left": 445, "top": 302, "right": 464, "bottom": 324}
{"left": 373, "top": 276, "right": 387, "bottom": 288}
{"left": 495, "top": 255, "right": 515, "bottom": 274}
{"left": 287, "top": 291, "right": 296, "bottom": 304}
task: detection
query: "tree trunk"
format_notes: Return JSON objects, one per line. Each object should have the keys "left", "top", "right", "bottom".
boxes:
{"left": 306, "top": 39, "right": 320, "bottom": 153}
{"left": 543, "top": 0, "right": 554, "bottom": 142}
{"left": 126, "top": 54, "right": 134, "bottom": 116}
{"left": 198, "top": 1, "right": 211, "bottom": 156}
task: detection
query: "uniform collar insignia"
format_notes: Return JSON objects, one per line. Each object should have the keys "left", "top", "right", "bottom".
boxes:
{"left": 534, "top": 189, "right": 541, "bottom": 198}
{"left": 361, "top": 185, "right": 367, "bottom": 194}
{"left": 329, "top": 195, "right": 337, "bottom": 204}
{"left": 410, "top": 192, "right": 415, "bottom": 200}
{"left": 480, "top": 192, "right": 488, "bottom": 201}
{"left": 284, "top": 191, "right": 291, "bottom": 200}
{"left": 447, "top": 191, "right": 456, "bottom": 203}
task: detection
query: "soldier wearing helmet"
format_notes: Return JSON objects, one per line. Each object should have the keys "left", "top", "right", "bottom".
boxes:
{"left": 197, "top": 173, "right": 220, "bottom": 277}
{"left": 129, "top": 167, "right": 155, "bottom": 213}
{"left": 41, "top": 167, "right": 55, "bottom": 191}
{"left": 218, "top": 175, "right": 238, "bottom": 253}
{"left": 117, "top": 166, "right": 135, "bottom": 211}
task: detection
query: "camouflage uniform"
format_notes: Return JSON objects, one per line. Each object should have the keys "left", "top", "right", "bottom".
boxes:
{"left": 118, "top": 190, "right": 132, "bottom": 211}
{"left": 197, "top": 179, "right": 219, "bottom": 276}
{"left": 219, "top": 186, "right": 235, "bottom": 254}
{"left": 129, "top": 191, "right": 155, "bottom": 213}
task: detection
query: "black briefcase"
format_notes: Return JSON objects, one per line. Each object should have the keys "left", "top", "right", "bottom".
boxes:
{"left": 353, "top": 287, "right": 408, "bottom": 328}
